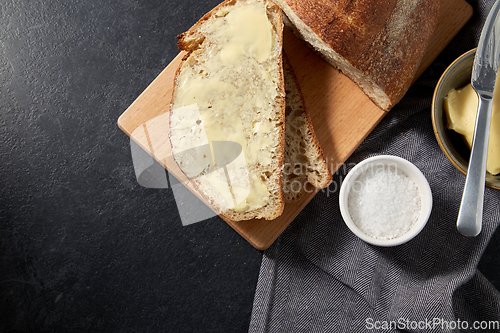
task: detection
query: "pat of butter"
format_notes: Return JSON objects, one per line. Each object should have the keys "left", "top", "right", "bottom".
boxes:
{"left": 170, "top": 1, "right": 279, "bottom": 213}
{"left": 444, "top": 83, "right": 500, "bottom": 175}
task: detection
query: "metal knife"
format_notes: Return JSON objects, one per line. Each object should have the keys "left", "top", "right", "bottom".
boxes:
{"left": 457, "top": 0, "right": 500, "bottom": 237}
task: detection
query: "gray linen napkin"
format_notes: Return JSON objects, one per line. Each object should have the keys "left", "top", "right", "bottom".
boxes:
{"left": 249, "top": 1, "right": 500, "bottom": 332}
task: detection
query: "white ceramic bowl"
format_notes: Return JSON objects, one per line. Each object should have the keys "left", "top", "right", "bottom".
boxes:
{"left": 339, "top": 155, "right": 433, "bottom": 246}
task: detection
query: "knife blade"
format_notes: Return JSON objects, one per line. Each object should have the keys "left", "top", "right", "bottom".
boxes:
{"left": 457, "top": 0, "right": 500, "bottom": 237}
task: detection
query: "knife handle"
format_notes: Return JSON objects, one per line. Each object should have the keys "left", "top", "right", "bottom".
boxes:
{"left": 456, "top": 94, "right": 493, "bottom": 237}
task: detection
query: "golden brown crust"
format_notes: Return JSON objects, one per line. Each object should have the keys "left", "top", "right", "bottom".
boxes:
{"left": 286, "top": 0, "right": 398, "bottom": 57}
{"left": 176, "top": 0, "right": 238, "bottom": 52}
{"left": 277, "top": 0, "right": 440, "bottom": 110}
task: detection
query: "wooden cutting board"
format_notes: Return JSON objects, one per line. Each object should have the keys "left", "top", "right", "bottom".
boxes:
{"left": 118, "top": 0, "right": 472, "bottom": 250}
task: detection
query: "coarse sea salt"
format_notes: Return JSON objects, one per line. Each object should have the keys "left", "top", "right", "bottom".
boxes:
{"left": 347, "top": 164, "right": 422, "bottom": 240}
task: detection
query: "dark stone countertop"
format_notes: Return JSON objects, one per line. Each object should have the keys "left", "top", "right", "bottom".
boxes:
{"left": 1, "top": 0, "right": 499, "bottom": 332}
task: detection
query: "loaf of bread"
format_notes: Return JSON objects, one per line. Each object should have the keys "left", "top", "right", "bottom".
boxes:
{"left": 274, "top": 0, "right": 440, "bottom": 111}
{"left": 169, "top": 0, "right": 286, "bottom": 221}
{"left": 283, "top": 53, "right": 332, "bottom": 202}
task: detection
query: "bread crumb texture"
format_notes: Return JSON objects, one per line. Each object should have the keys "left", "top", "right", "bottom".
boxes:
{"left": 282, "top": 54, "right": 332, "bottom": 202}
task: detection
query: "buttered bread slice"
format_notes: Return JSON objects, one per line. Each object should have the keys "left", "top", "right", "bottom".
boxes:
{"left": 169, "top": 0, "right": 285, "bottom": 221}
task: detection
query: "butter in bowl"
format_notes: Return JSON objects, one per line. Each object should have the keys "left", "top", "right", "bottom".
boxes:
{"left": 444, "top": 70, "right": 500, "bottom": 176}
{"left": 339, "top": 155, "right": 433, "bottom": 247}
{"left": 432, "top": 48, "right": 500, "bottom": 189}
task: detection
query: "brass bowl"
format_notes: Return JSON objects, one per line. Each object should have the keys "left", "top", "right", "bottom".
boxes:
{"left": 431, "top": 48, "right": 500, "bottom": 190}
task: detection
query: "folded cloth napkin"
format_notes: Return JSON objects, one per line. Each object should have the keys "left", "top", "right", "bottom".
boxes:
{"left": 249, "top": 1, "right": 500, "bottom": 332}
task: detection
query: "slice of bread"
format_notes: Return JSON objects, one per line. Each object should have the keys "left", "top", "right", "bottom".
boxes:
{"left": 169, "top": 0, "right": 285, "bottom": 221}
{"left": 283, "top": 53, "right": 332, "bottom": 202}
{"left": 274, "top": 0, "right": 440, "bottom": 111}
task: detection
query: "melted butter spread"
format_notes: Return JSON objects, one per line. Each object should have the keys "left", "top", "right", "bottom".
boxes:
{"left": 214, "top": 5, "right": 273, "bottom": 63}
{"left": 170, "top": 1, "right": 279, "bottom": 213}
{"left": 444, "top": 83, "right": 500, "bottom": 175}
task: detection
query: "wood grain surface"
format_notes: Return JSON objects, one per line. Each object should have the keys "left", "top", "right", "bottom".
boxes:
{"left": 118, "top": 0, "right": 473, "bottom": 250}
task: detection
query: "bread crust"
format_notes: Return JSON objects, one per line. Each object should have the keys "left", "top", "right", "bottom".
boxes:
{"left": 177, "top": 0, "right": 237, "bottom": 52}
{"left": 283, "top": 52, "right": 332, "bottom": 202}
{"left": 275, "top": 0, "right": 440, "bottom": 110}
{"left": 169, "top": 0, "right": 286, "bottom": 221}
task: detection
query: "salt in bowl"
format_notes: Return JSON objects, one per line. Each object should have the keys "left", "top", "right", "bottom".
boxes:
{"left": 339, "top": 155, "right": 433, "bottom": 247}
